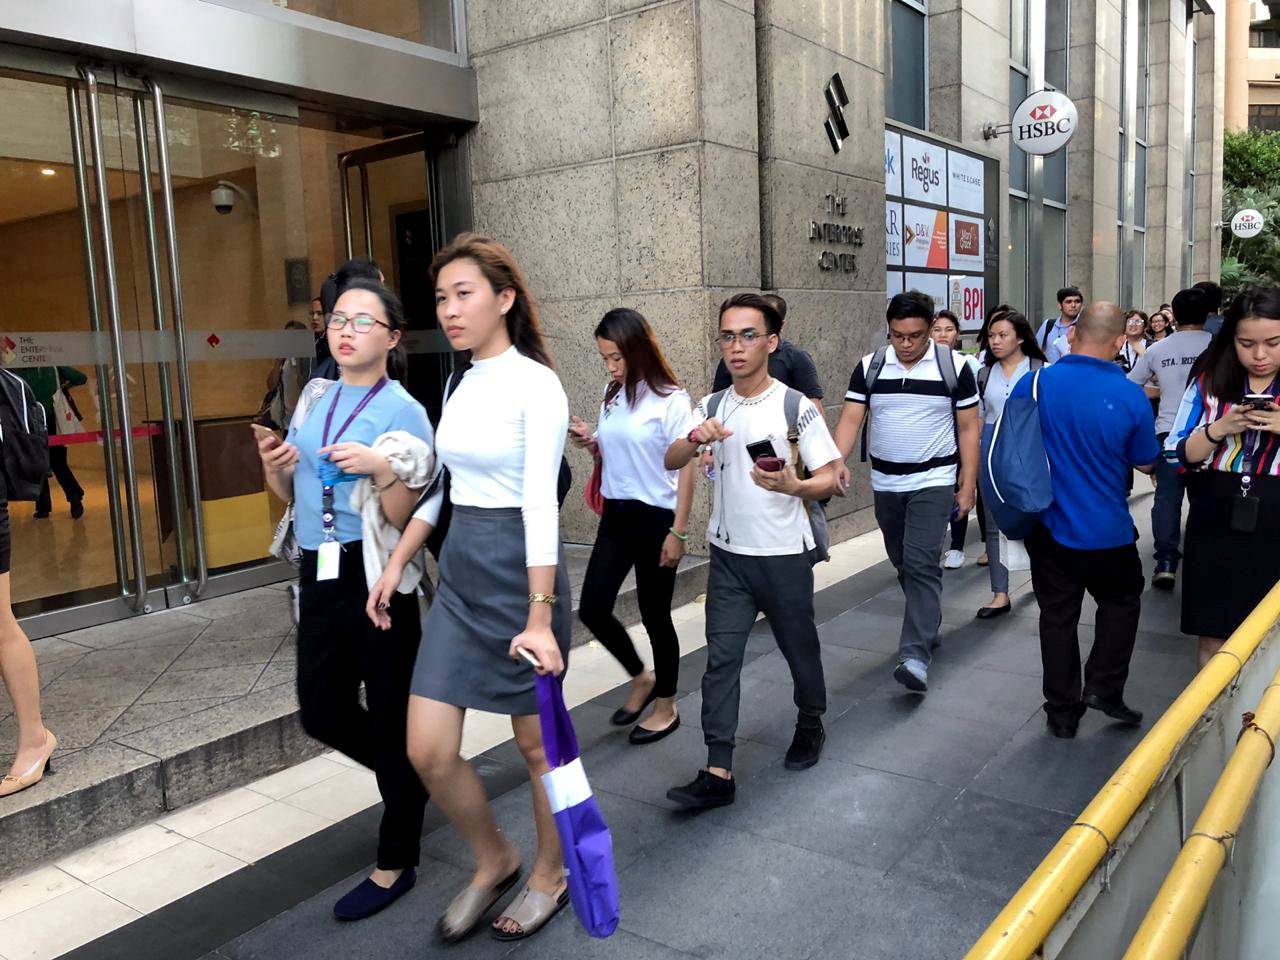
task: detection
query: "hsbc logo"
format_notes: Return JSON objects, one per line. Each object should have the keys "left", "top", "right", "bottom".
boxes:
{"left": 1030, "top": 104, "right": 1057, "bottom": 121}
{"left": 1011, "top": 90, "right": 1078, "bottom": 156}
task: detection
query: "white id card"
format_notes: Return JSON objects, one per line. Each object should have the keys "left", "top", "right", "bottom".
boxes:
{"left": 317, "top": 540, "right": 341, "bottom": 581}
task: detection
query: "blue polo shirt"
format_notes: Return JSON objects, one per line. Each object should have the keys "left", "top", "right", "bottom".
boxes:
{"left": 1009, "top": 354, "right": 1160, "bottom": 550}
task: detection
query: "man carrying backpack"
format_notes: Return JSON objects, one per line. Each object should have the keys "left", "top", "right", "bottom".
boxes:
{"left": 1008, "top": 303, "right": 1160, "bottom": 739}
{"left": 833, "top": 291, "right": 981, "bottom": 693}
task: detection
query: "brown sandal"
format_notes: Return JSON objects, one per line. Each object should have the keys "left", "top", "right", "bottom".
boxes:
{"left": 437, "top": 865, "right": 522, "bottom": 943}
{"left": 490, "top": 883, "right": 570, "bottom": 941}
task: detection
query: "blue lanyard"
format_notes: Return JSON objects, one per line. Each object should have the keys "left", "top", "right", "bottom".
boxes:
{"left": 319, "top": 378, "right": 387, "bottom": 540}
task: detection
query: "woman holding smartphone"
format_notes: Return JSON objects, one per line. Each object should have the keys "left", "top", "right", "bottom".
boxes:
{"left": 1166, "top": 286, "right": 1280, "bottom": 668}
{"left": 367, "top": 234, "right": 571, "bottom": 944}
{"left": 568, "top": 308, "right": 695, "bottom": 743}
{"left": 256, "top": 280, "right": 431, "bottom": 921}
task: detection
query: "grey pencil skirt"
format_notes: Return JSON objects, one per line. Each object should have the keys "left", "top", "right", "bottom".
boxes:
{"left": 411, "top": 505, "right": 571, "bottom": 716}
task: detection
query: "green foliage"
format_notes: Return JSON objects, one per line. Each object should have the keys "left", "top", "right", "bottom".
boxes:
{"left": 1220, "top": 133, "right": 1280, "bottom": 298}
{"left": 1224, "top": 129, "right": 1280, "bottom": 192}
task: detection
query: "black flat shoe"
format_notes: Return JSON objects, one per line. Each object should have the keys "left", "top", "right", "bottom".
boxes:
{"left": 666, "top": 769, "right": 735, "bottom": 809}
{"left": 610, "top": 688, "right": 657, "bottom": 726}
{"left": 1047, "top": 719, "right": 1078, "bottom": 739}
{"left": 333, "top": 867, "right": 416, "bottom": 921}
{"left": 1083, "top": 694, "right": 1143, "bottom": 726}
{"left": 976, "top": 603, "right": 1012, "bottom": 620}
{"left": 629, "top": 715, "right": 679, "bottom": 745}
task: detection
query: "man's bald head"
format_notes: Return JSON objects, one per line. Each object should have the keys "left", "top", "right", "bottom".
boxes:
{"left": 1068, "top": 301, "right": 1125, "bottom": 358}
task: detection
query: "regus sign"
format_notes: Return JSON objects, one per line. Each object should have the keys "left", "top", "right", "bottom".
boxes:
{"left": 1011, "top": 90, "right": 1077, "bottom": 156}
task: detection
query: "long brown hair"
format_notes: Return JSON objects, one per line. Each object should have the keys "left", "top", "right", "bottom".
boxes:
{"left": 982, "top": 310, "right": 1048, "bottom": 366}
{"left": 430, "top": 233, "right": 553, "bottom": 368}
{"left": 594, "top": 308, "right": 679, "bottom": 405}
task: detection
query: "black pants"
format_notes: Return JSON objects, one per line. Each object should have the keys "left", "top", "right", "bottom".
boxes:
{"left": 1026, "top": 524, "right": 1144, "bottom": 725}
{"left": 702, "top": 546, "right": 825, "bottom": 770}
{"left": 297, "top": 543, "right": 428, "bottom": 869}
{"left": 36, "top": 446, "right": 84, "bottom": 514}
{"left": 948, "top": 488, "right": 988, "bottom": 551}
{"left": 579, "top": 499, "right": 680, "bottom": 698}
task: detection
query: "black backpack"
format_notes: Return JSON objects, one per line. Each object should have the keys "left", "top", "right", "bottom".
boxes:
{"left": 0, "top": 369, "right": 51, "bottom": 501}
{"left": 420, "top": 361, "right": 572, "bottom": 560}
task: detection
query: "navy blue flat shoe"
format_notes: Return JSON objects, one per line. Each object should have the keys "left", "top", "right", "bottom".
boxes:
{"left": 333, "top": 867, "right": 416, "bottom": 921}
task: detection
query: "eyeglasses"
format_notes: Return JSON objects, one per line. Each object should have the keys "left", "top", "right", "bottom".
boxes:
{"left": 888, "top": 330, "right": 929, "bottom": 344}
{"left": 714, "top": 330, "right": 768, "bottom": 345}
{"left": 327, "top": 312, "right": 389, "bottom": 333}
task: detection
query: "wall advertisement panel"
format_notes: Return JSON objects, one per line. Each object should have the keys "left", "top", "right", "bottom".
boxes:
{"left": 885, "top": 123, "right": 999, "bottom": 333}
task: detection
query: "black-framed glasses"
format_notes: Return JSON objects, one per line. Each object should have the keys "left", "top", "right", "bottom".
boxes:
{"left": 714, "top": 330, "right": 767, "bottom": 345}
{"left": 327, "top": 312, "right": 389, "bottom": 333}
{"left": 888, "top": 330, "right": 929, "bottom": 344}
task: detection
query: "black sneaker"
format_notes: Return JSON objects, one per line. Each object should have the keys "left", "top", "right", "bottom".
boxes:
{"left": 1083, "top": 693, "right": 1143, "bottom": 726}
{"left": 784, "top": 723, "right": 825, "bottom": 770}
{"left": 666, "top": 770, "right": 735, "bottom": 810}
{"left": 1046, "top": 718, "right": 1078, "bottom": 739}
{"left": 1151, "top": 560, "right": 1176, "bottom": 591}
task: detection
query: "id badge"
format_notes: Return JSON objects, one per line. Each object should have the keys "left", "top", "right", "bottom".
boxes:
{"left": 317, "top": 540, "right": 341, "bottom": 581}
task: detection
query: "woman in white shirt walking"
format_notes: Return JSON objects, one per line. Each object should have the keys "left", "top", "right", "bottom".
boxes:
{"left": 976, "top": 310, "right": 1047, "bottom": 618}
{"left": 569, "top": 308, "right": 695, "bottom": 744}
{"left": 367, "top": 235, "right": 571, "bottom": 945}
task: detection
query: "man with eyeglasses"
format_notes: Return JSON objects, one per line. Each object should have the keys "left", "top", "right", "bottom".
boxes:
{"left": 663, "top": 292, "right": 841, "bottom": 810}
{"left": 832, "top": 291, "right": 981, "bottom": 693}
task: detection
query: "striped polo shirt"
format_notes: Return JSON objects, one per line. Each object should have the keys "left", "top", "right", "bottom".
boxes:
{"left": 845, "top": 341, "right": 979, "bottom": 492}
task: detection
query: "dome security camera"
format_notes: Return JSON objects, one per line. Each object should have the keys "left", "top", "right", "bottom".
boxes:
{"left": 211, "top": 184, "right": 236, "bottom": 215}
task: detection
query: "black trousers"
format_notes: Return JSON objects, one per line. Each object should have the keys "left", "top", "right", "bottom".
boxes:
{"left": 948, "top": 488, "right": 988, "bottom": 551}
{"left": 702, "top": 546, "right": 826, "bottom": 770}
{"left": 1026, "top": 524, "right": 1144, "bottom": 724}
{"left": 36, "top": 446, "right": 84, "bottom": 514}
{"left": 578, "top": 498, "right": 680, "bottom": 698}
{"left": 296, "top": 543, "right": 427, "bottom": 870}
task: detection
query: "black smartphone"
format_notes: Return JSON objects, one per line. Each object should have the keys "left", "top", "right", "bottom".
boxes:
{"left": 745, "top": 439, "right": 776, "bottom": 462}
{"left": 1243, "top": 394, "right": 1274, "bottom": 412}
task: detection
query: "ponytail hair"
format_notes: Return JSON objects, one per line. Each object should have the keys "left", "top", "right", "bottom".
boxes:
{"left": 336, "top": 278, "right": 409, "bottom": 381}
{"left": 430, "top": 233, "right": 554, "bottom": 368}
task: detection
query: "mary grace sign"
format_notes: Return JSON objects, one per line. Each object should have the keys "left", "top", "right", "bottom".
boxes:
{"left": 1011, "top": 90, "right": 1077, "bottom": 156}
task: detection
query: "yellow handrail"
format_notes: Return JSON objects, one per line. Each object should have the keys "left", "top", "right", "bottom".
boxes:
{"left": 964, "top": 579, "right": 1280, "bottom": 960}
{"left": 1121, "top": 674, "right": 1280, "bottom": 959}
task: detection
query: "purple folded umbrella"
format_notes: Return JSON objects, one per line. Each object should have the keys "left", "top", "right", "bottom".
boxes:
{"left": 536, "top": 673, "right": 620, "bottom": 938}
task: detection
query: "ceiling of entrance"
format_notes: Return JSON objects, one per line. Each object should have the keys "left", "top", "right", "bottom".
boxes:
{"left": 0, "top": 156, "right": 200, "bottom": 227}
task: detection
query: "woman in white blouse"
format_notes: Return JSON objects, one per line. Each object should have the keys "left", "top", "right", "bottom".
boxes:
{"left": 368, "top": 234, "right": 571, "bottom": 944}
{"left": 569, "top": 308, "right": 695, "bottom": 744}
{"left": 975, "top": 310, "right": 1047, "bottom": 618}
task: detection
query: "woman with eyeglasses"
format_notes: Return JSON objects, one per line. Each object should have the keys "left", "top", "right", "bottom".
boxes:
{"left": 256, "top": 279, "right": 432, "bottom": 922}
{"left": 1147, "top": 307, "right": 1174, "bottom": 342}
{"left": 1117, "top": 310, "right": 1149, "bottom": 373}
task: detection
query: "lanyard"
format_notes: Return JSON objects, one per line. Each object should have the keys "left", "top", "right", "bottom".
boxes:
{"left": 319, "top": 378, "right": 388, "bottom": 541}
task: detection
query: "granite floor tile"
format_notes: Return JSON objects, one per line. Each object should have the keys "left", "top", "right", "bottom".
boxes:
{"left": 0, "top": 866, "right": 82, "bottom": 923}
{"left": 137, "top": 665, "right": 264, "bottom": 704}
{"left": 57, "top": 823, "right": 185, "bottom": 884}
{"left": 195, "top": 803, "right": 332, "bottom": 863}
{"left": 194, "top": 606, "right": 293, "bottom": 643}
{"left": 167, "top": 636, "right": 287, "bottom": 672}
{"left": 56, "top": 612, "right": 209, "bottom": 651}
{"left": 245, "top": 755, "right": 349, "bottom": 800}
{"left": 38, "top": 673, "right": 155, "bottom": 711}
{"left": 158, "top": 787, "right": 273, "bottom": 839}
{"left": 0, "top": 706, "right": 124, "bottom": 753}
{"left": 0, "top": 885, "right": 140, "bottom": 960}
{"left": 92, "top": 839, "right": 243, "bottom": 914}
{"left": 96, "top": 697, "right": 236, "bottom": 742}
{"left": 56, "top": 644, "right": 186, "bottom": 681}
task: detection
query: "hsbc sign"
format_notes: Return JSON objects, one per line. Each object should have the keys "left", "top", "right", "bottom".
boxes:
{"left": 1011, "top": 90, "right": 1077, "bottom": 156}
{"left": 1230, "top": 208, "right": 1265, "bottom": 239}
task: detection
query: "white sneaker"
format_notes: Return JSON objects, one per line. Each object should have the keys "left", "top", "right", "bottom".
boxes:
{"left": 943, "top": 549, "right": 965, "bottom": 569}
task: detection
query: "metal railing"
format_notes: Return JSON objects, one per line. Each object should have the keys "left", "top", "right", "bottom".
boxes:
{"left": 965, "top": 579, "right": 1280, "bottom": 960}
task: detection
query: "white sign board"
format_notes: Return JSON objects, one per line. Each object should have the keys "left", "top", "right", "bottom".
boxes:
{"left": 885, "top": 202, "right": 904, "bottom": 266}
{"left": 901, "top": 135, "right": 947, "bottom": 203}
{"left": 1231, "top": 208, "right": 1266, "bottom": 239}
{"left": 885, "top": 131, "right": 902, "bottom": 197}
{"left": 947, "top": 151, "right": 985, "bottom": 214}
{"left": 1011, "top": 90, "right": 1078, "bottom": 156}
{"left": 949, "top": 276, "right": 986, "bottom": 331}
{"left": 886, "top": 270, "right": 905, "bottom": 300}
{"left": 905, "top": 272, "right": 949, "bottom": 313}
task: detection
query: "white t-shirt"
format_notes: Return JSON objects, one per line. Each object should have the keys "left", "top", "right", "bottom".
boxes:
{"left": 1126, "top": 329, "right": 1212, "bottom": 433}
{"left": 415, "top": 346, "right": 568, "bottom": 567}
{"left": 696, "top": 381, "right": 840, "bottom": 556}
{"left": 595, "top": 382, "right": 695, "bottom": 511}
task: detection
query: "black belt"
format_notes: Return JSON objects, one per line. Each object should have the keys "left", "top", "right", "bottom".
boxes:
{"left": 870, "top": 453, "right": 959, "bottom": 475}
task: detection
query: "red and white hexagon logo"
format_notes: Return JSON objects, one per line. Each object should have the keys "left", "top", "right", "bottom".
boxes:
{"left": 1030, "top": 105, "right": 1057, "bottom": 121}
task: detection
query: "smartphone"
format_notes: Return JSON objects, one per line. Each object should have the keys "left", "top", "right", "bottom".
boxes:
{"left": 1243, "top": 394, "right": 1274, "bottom": 412}
{"left": 251, "top": 423, "right": 282, "bottom": 447}
{"left": 516, "top": 646, "right": 542, "bottom": 670}
{"left": 745, "top": 439, "right": 776, "bottom": 462}
{"left": 755, "top": 456, "right": 786, "bottom": 472}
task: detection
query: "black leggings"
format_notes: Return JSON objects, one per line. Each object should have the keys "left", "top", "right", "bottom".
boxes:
{"left": 296, "top": 543, "right": 428, "bottom": 870}
{"left": 948, "top": 487, "right": 987, "bottom": 551}
{"left": 578, "top": 499, "right": 680, "bottom": 698}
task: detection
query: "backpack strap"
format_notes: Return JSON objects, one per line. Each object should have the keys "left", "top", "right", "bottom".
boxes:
{"left": 858, "top": 346, "right": 891, "bottom": 463}
{"left": 977, "top": 364, "right": 992, "bottom": 401}
{"left": 1040, "top": 320, "right": 1053, "bottom": 351}
{"left": 783, "top": 387, "right": 811, "bottom": 478}
{"left": 705, "top": 388, "right": 731, "bottom": 421}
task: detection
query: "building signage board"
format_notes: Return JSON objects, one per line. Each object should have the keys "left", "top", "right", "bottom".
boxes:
{"left": 1010, "top": 90, "right": 1077, "bottom": 156}
{"left": 1230, "top": 208, "right": 1265, "bottom": 239}
{"left": 885, "top": 124, "right": 999, "bottom": 332}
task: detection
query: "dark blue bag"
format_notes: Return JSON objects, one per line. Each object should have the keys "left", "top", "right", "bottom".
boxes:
{"left": 980, "top": 367, "right": 1053, "bottom": 540}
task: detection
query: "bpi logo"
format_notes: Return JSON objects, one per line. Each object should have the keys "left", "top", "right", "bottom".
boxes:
{"left": 824, "top": 73, "right": 849, "bottom": 154}
{"left": 910, "top": 152, "right": 942, "bottom": 194}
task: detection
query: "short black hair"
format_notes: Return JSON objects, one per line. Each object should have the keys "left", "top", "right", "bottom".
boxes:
{"left": 719, "top": 292, "right": 783, "bottom": 335}
{"left": 761, "top": 293, "right": 788, "bottom": 323}
{"left": 886, "top": 290, "right": 935, "bottom": 326}
{"left": 1192, "top": 280, "right": 1222, "bottom": 313}
{"left": 1057, "top": 286, "right": 1083, "bottom": 304}
{"left": 1171, "top": 288, "right": 1208, "bottom": 328}
{"left": 320, "top": 257, "right": 384, "bottom": 315}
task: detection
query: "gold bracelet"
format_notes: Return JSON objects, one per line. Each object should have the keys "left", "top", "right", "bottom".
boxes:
{"left": 529, "top": 593, "right": 557, "bottom": 606}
